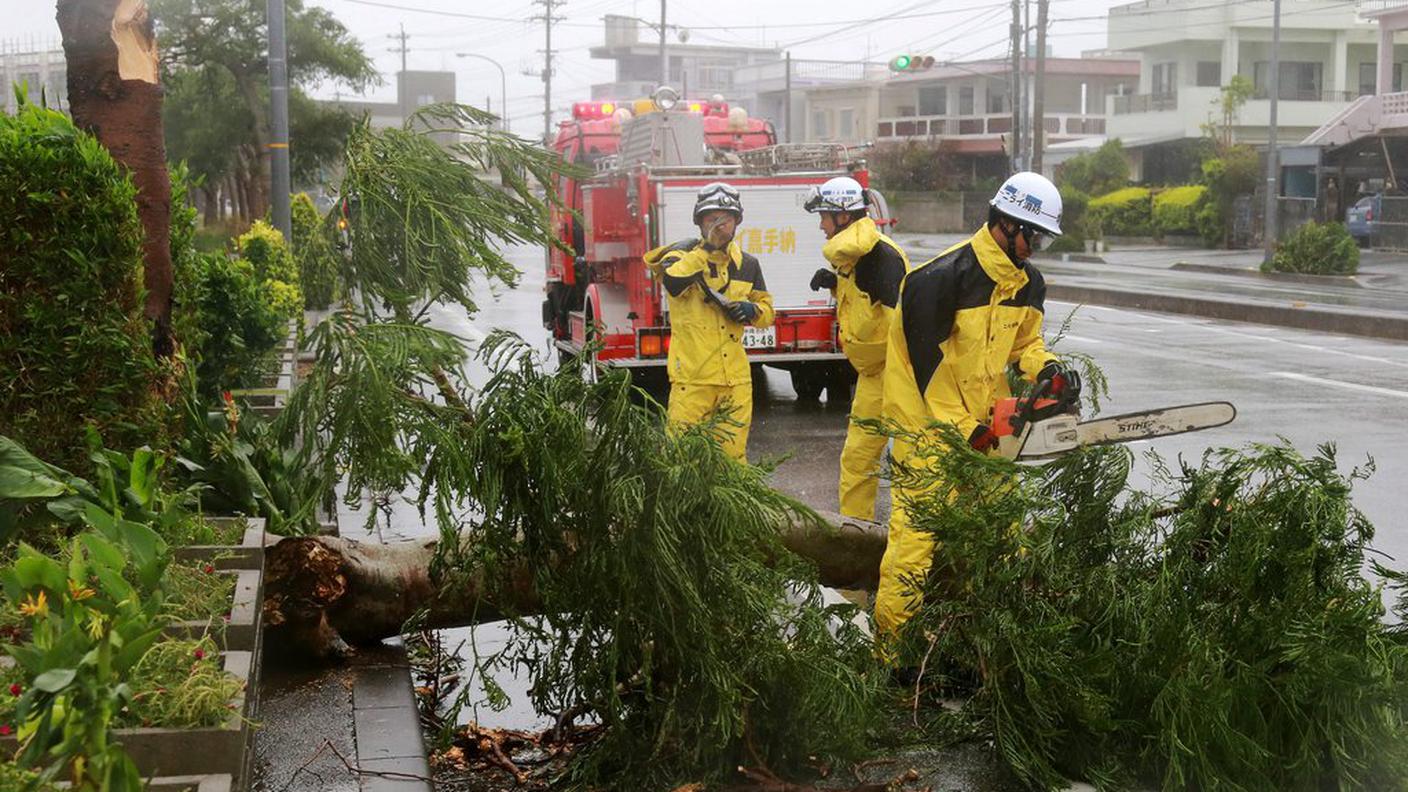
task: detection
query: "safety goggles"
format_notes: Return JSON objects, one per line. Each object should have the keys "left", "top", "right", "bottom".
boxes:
{"left": 1018, "top": 224, "right": 1050, "bottom": 252}
{"left": 698, "top": 182, "right": 740, "bottom": 202}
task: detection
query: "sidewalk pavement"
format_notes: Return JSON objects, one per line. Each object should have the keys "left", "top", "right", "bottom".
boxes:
{"left": 891, "top": 233, "right": 1408, "bottom": 341}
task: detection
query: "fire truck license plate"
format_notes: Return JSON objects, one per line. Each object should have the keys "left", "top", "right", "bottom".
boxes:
{"left": 741, "top": 326, "right": 776, "bottom": 350}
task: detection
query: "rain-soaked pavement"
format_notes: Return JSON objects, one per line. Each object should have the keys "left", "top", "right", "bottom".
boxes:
{"left": 257, "top": 239, "right": 1408, "bottom": 790}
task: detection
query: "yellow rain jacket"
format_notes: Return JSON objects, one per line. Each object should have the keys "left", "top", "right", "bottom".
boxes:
{"left": 644, "top": 239, "right": 775, "bottom": 461}
{"left": 875, "top": 223, "right": 1060, "bottom": 636}
{"left": 821, "top": 217, "right": 908, "bottom": 519}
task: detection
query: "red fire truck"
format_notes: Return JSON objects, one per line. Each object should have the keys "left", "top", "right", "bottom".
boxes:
{"left": 541, "top": 92, "right": 892, "bottom": 402}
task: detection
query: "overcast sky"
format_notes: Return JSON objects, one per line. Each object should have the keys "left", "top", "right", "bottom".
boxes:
{"left": 4, "top": 0, "right": 1123, "bottom": 130}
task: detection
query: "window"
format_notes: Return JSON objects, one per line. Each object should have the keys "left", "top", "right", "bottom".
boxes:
{"left": 1152, "top": 62, "right": 1177, "bottom": 97}
{"left": 1196, "top": 61, "right": 1221, "bottom": 87}
{"left": 416, "top": 94, "right": 436, "bottom": 107}
{"left": 813, "top": 110, "right": 829, "bottom": 138}
{"left": 958, "top": 86, "right": 974, "bottom": 115}
{"left": 838, "top": 108, "right": 855, "bottom": 138}
{"left": 697, "top": 60, "right": 734, "bottom": 89}
{"left": 1254, "top": 61, "right": 1323, "bottom": 100}
{"left": 1359, "top": 62, "right": 1404, "bottom": 95}
{"left": 918, "top": 85, "right": 947, "bottom": 115}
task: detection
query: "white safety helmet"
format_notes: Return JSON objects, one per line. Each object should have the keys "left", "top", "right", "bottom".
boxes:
{"left": 804, "top": 176, "right": 868, "bottom": 214}
{"left": 693, "top": 181, "right": 743, "bottom": 223}
{"left": 989, "top": 171, "right": 1064, "bottom": 236}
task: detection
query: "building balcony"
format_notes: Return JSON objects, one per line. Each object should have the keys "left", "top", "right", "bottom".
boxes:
{"left": 1303, "top": 90, "right": 1408, "bottom": 146}
{"left": 1107, "top": 85, "right": 1359, "bottom": 144}
{"left": 875, "top": 112, "right": 1106, "bottom": 141}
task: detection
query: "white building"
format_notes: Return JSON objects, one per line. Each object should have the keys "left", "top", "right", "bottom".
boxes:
{"left": 1, "top": 42, "right": 67, "bottom": 114}
{"left": 1103, "top": 0, "right": 1404, "bottom": 178}
{"left": 800, "top": 56, "right": 1138, "bottom": 178}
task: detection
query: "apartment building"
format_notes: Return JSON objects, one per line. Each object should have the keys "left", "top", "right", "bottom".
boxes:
{"left": 1104, "top": 0, "right": 1403, "bottom": 178}
{"left": 801, "top": 56, "right": 1137, "bottom": 175}
{"left": 1, "top": 42, "right": 67, "bottom": 114}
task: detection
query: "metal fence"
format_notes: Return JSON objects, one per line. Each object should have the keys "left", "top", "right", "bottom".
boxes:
{"left": 1376, "top": 196, "right": 1408, "bottom": 250}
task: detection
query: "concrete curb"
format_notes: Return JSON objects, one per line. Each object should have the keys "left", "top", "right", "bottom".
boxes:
{"left": 1047, "top": 283, "right": 1408, "bottom": 342}
{"left": 1170, "top": 261, "right": 1364, "bottom": 288}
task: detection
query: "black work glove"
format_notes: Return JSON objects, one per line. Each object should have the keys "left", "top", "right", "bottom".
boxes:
{"left": 1038, "top": 360, "right": 1083, "bottom": 409}
{"left": 968, "top": 424, "right": 999, "bottom": 452}
{"left": 809, "top": 268, "right": 838, "bottom": 292}
{"left": 664, "top": 237, "right": 700, "bottom": 254}
{"left": 725, "top": 300, "right": 758, "bottom": 324}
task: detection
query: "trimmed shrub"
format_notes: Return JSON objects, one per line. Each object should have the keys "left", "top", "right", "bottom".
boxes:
{"left": 1198, "top": 146, "right": 1260, "bottom": 247}
{"left": 1055, "top": 139, "right": 1130, "bottom": 197}
{"left": 236, "top": 219, "right": 302, "bottom": 319}
{"left": 1266, "top": 221, "right": 1359, "bottom": 275}
{"left": 291, "top": 193, "right": 338, "bottom": 309}
{"left": 0, "top": 101, "right": 167, "bottom": 473}
{"left": 237, "top": 220, "right": 297, "bottom": 282}
{"left": 1088, "top": 186, "right": 1152, "bottom": 237}
{"left": 1153, "top": 185, "right": 1207, "bottom": 237}
{"left": 1045, "top": 188, "right": 1089, "bottom": 252}
{"left": 191, "top": 256, "right": 285, "bottom": 398}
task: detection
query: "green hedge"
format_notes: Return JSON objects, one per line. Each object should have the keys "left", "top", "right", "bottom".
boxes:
{"left": 291, "top": 193, "right": 339, "bottom": 310}
{"left": 1089, "top": 186, "right": 1152, "bottom": 237}
{"left": 1152, "top": 185, "right": 1206, "bottom": 236}
{"left": 1266, "top": 221, "right": 1359, "bottom": 276}
{"left": 0, "top": 101, "right": 167, "bottom": 473}
{"left": 237, "top": 220, "right": 302, "bottom": 319}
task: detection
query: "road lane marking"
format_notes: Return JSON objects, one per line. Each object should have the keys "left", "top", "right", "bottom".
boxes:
{"left": 1050, "top": 301, "right": 1408, "bottom": 369}
{"left": 1270, "top": 372, "right": 1408, "bottom": 400}
{"left": 1058, "top": 334, "right": 1104, "bottom": 344}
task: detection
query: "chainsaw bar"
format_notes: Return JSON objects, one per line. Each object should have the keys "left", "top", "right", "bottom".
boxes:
{"left": 1004, "top": 401, "right": 1237, "bottom": 460}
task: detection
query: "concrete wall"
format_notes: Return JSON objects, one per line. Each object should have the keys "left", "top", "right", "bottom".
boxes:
{"left": 887, "top": 191, "right": 990, "bottom": 234}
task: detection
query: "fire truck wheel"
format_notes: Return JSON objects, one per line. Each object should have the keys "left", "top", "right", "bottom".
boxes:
{"left": 790, "top": 367, "right": 824, "bottom": 403}
{"left": 825, "top": 364, "right": 857, "bottom": 407}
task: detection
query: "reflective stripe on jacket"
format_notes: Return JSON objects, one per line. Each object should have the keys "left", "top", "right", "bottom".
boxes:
{"left": 882, "top": 224, "right": 1058, "bottom": 440}
{"left": 822, "top": 217, "right": 909, "bottom": 377}
{"left": 644, "top": 240, "right": 775, "bottom": 386}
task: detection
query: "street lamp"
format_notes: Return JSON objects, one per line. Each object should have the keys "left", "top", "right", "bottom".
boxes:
{"left": 455, "top": 52, "right": 509, "bottom": 134}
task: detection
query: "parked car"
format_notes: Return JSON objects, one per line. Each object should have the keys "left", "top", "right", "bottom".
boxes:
{"left": 1345, "top": 193, "right": 1382, "bottom": 247}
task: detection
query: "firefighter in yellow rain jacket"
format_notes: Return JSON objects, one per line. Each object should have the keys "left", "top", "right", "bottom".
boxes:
{"left": 804, "top": 176, "right": 909, "bottom": 520}
{"left": 643, "top": 182, "right": 775, "bottom": 462}
{"left": 876, "top": 172, "right": 1083, "bottom": 637}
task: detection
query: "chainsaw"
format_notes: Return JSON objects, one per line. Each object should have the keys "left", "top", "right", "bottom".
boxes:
{"left": 991, "top": 378, "right": 1236, "bottom": 460}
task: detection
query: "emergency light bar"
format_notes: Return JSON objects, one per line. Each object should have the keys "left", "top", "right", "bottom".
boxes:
{"left": 571, "top": 101, "right": 619, "bottom": 120}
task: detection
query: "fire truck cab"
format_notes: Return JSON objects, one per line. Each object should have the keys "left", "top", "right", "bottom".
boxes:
{"left": 542, "top": 92, "right": 892, "bottom": 402}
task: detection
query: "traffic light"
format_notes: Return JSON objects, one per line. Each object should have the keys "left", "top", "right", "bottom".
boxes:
{"left": 889, "top": 54, "right": 935, "bottom": 73}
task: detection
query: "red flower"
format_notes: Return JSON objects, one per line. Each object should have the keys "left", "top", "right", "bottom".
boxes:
{"left": 221, "top": 391, "right": 234, "bottom": 405}
{"left": 193, "top": 648, "right": 206, "bottom": 661}
{"left": 7, "top": 684, "right": 19, "bottom": 696}
{"left": 0, "top": 725, "right": 11, "bottom": 736}
{"left": 203, "top": 564, "right": 215, "bottom": 574}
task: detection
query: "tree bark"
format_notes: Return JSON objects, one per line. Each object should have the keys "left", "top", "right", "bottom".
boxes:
{"left": 263, "top": 511, "right": 887, "bottom": 660}
{"left": 234, "top": 74, "right": 272, "bottom": 221}
{"left": 201, "top": 184, "right": 218, "bottom": 226}
{"left": 57, "top": 0, "right": 174, "bottom": 358}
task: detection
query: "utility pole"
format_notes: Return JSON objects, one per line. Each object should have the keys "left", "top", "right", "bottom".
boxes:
{"left": 1010, "top": 0, "right": 1022, "bottom": 172}
{"left": 659, "top": 0, "right": 668, "bottom": 87}
{"left": 530, "top": 0, "right": 563, "bottom": 144}
{"left": 1263, "top": 0, "right": 1282, "bottom": 264}
{"left": 784, "top": 51, "right": 792, "bottom": 143}
{"left": 1032, "top": 0, "right": 1048, "bottom": 174}
{"left": 388, "top": 23, "right": 409, "bottom": 74}
{"left": 267, "top": 0, "right": 292, "bottom": 241}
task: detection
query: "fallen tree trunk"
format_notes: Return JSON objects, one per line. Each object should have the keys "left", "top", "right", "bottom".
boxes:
{"left": 263, "top": 510, "right": 887, "bottom": 658}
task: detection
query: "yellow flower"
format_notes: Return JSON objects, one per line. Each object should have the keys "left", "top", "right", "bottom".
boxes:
{"left": 85, "top": 613, "right": 106, "bottom": 641}
{"left": 18, "top": 590, "right": 48, "bottom": 618}
{"left": 67, "top": 580, "right": 95, "bottom": 602}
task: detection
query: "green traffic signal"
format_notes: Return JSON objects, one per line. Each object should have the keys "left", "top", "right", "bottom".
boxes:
{"left": 891, "top": 54, "right": 912, "bottom": 71}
